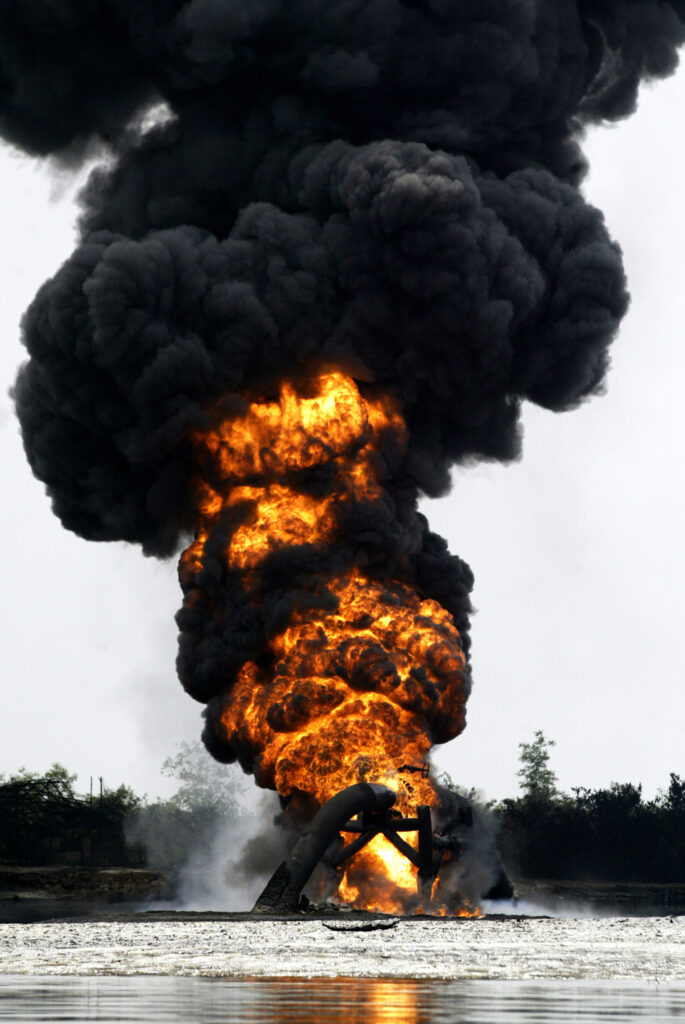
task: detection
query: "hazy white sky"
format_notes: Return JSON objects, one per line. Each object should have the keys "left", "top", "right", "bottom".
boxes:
{"left": 1, "top": 69, "right": 683, "bottom": 804}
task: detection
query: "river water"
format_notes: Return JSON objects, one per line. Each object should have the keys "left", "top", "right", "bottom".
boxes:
{"left": 1, "top": 975, "right": 684, "bottom": 1023}
{"left": 0, "top": 915, "right": 683, "bottom": 1021}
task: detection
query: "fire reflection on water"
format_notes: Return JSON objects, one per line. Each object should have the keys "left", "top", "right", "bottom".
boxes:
{"left": 367, "top": 980, "right": 423, "bottom": 1024}
{"left": 247, "top": 978, "right": 423, "bottom": 1024}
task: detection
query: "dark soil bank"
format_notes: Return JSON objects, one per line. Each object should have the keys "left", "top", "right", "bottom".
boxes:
{"left": 514, "top": 880, "right": 685, "bottom": 916}
{"left": 0, "top": 867, "right": 167, "bottom": 922}
{"left": 2, "top": 868, "right": 685, "bottom": 922}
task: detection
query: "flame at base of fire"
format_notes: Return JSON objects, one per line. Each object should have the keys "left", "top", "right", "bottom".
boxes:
{"left": 329, "top": 804, "right": 483, "bottom": 918}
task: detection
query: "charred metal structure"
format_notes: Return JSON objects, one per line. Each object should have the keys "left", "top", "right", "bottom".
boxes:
{"left": 253, "top": 782, "right": 511, "bottom": 913}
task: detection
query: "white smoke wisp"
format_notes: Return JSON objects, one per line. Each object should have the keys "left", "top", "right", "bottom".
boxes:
{"left": 172, "top": 791, "right": 285, "bottom": 912}
{"left": 125, "top": 748, "right": 290, "bottom": 911}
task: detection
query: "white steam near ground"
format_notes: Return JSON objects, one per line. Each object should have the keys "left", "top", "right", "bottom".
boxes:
{"left": 122, "top": 759, "right": 288, "bottom": 912}
{"left": 168, "top": 794, "right": 285, "bottom": 913}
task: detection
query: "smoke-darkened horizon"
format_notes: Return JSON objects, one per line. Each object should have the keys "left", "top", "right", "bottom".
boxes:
{"left": 3, "top": 0, "right": 684, "bottom": 911}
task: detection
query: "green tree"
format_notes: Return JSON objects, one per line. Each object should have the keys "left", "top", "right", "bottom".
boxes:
{"left": 517, "top": 730, "right": 558, "bottom": 800}
{"left": 161, "top": 741, "right": 245, "bottom": 814}
{"left": 662, "top": 772, "right": 685, "bottom": 812}
{"left": 126, "top": 743, "right": 248, "bottom": 872}
{"left": 6, "top": 762, "right": 78, "bottom": 794}
{"left": 101, "top": 783, "right": 141, "bottom": 816}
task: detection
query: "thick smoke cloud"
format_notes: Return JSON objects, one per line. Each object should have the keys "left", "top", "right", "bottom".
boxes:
{"left": 4, "top": 3, "right": 684, "bottom": 161}
{"left": 3, "top": 3, "right": 684, "bottom": 766}
{"left": 15, "top": 141, "right": 627, "bottom": 555}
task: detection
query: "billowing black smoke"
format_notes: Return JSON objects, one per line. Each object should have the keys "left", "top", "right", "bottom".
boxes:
{"left": 3, "top": 2, "right": 683, "bottom": 770}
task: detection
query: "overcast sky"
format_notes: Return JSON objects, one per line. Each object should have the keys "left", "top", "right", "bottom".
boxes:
{"left": 1, "top": 69, "right": 683, "bottom": 804}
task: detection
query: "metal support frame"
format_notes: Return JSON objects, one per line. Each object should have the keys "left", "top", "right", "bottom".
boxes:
{"left": 252, "top": 781, "right": 460, "bottom": 913}
{"left": 326, "top": 800, "right": 445, "bottom": 895}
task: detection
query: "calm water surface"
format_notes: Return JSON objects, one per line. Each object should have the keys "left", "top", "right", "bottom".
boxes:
{"left": 1, "top": 977, "right": 684, "bottom": 1023}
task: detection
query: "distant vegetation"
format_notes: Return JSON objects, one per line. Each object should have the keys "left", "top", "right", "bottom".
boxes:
{"left": 0, "top": 744, "right": 246, "bottom": 871}
{"left": 0, "top": 764, "right": 141, "bottom": 867}
{"left": 1, "top": 736, "right": 683, "bottom": 884}
{"left": 491, "top": 731, "right": 685, "bottom": 884}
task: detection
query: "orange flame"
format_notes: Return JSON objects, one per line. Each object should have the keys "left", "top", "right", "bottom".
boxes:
{"left": 181, "top": 370, "right": 474, "bottom": 914}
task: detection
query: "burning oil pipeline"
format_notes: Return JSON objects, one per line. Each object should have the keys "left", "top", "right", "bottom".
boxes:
{"left": 3, "top": 1, "right": 684, "bottom": 914}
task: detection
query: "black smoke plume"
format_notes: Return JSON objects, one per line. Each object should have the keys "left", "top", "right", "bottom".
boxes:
{"left": 3, "top": 2, "right": 683, "bottom": 773}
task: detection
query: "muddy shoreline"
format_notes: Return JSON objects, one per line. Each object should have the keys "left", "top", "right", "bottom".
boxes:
{"left": 2, "top": 916, "right": 684, "bottom": 980}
